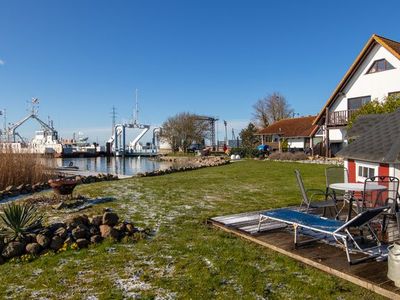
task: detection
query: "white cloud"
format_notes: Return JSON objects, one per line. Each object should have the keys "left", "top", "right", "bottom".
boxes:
{"left": 0, "top": 59, "right": 4, "bottom": 65}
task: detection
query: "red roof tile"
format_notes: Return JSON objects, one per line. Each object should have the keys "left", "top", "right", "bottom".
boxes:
{"left": 257, "top": 116, "right": 318, "bottom": 137}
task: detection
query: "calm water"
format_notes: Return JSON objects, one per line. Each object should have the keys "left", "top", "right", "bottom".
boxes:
{"left": 51, "top": 157, "right": 171, "bottom": 176}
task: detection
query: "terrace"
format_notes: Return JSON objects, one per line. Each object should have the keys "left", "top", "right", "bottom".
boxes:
{"left": 327, "top": 110, "right": 357, "bottom": 126}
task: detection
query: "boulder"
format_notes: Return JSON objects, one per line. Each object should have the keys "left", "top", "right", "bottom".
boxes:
{"left": 89, "top": 226, "right": 100, "bottom": 236}
{"left": 54, "top": 227, "right": 67, "bottom": 239}
{"left": 39, "top": 228, "right": 52, "bottom": 237}
{"left": 114, "top": 223, "right": 126, "bottom": 232}
{"left": 125, "top": 223, "right": 137, "bottom": 235}
{"left": 26, "top": 243, "right": 41, "bottom": 255}
{"left": 90, "top": 235, "right": 102, "bottom": 244}
{"left": 0, "top": 238, "right": 4, "bottom": 253}
{"left": 102, "top": 212, "right": 119, "bottom": 226}
{"left": 0, "top": 256, "right": 4, "bottom": 264}
{"left": 66, "top": 215, "right": 89, "bottom": 227}
{"left": 2, "top": 241, "right": 25, "bottom": 258}
{"left": 36, "top": 234, "right": 50, "bottom": 248}
{"left": 99, "top": 225, "right": 120, "bottom": 239}
{"left": 64, "top": 237, "right": 74, "bottom": 246}
{"left": 76, "top": 238, "right": 89, "bottom": 249}
{"left": 50, "top": 236, "right": 64, "bottom": 251}
{"left": 24, "top": 233, "right": 37, "bottom": 244}
{"left": 89, "top": 215, "right": 103, "bottom": 226}
{"left": 48, "top": 223, "right": 65, "bottom": 233}
{"left": 72, "top": 226, "right": 87, "bottom": 240}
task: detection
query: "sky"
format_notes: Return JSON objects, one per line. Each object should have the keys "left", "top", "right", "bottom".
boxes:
{"left": 1, "top": 0, "right": 400, "bottom": 144}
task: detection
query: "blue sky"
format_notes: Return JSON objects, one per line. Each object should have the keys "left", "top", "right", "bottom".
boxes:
{"left": 1, "top": 0, "right": 400, "bottom": 143}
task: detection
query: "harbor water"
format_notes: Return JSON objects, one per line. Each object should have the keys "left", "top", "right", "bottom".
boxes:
{"left": 51, "top": 157, "right": 172, "bottom": 176}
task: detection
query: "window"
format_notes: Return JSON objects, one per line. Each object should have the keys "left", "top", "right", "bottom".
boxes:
{"left": 356, "top": 162, "right": 378, "bottom": 182}
{"left": 348, "top": 96, "right": 371, "bottom": 110}
{"left": 367, "top": 59, "right": 394, "bottom": 74}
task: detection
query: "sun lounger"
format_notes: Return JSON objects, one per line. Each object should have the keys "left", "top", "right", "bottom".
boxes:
{"left": 257, "top": 206, "right": 388, "bottom": 264}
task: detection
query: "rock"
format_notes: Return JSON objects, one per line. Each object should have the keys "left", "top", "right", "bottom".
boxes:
{"left": 90, "top": 235, "right": 102, "bottom": 244}
{"left": 50, "top": 236, "right": 64, "bottom": 251}
{"left": 89, "top": 215, "right": 103, "bottom": 226}
{"left": 64, "top": 237, "right": 74, "bottom": 246}
{"left": 102, "top": 212, "right": 119, "bottom": 226}
{"left": 36, "top": 234, "right": 50, "bottom": 248}
{"left": 4, "top": 185, "right": 15, "bottom": 193}
{"left": 66, "top": 215, "right": 89, "bottom": 227}
{"left": 99, "top": 225, "right": 120, "bottom": 239}
{"left": 26, "top": 243, "right": 41, "bottom": 255}
{"left": 0, "top": 238, "right": 4, "bottom": 253}
{"left": 54, "top": 227, "right": 67, "bottom": 239}
{"left": 72, "top": 226, "right": 87, "bottom": 240}
{"left": 76, "top": 238, "right": 89, "bottom": 249}
{"left": 89, "top": 226, "right": 100, "bottom": 236}
{"left": 0, "top": 256, "right": 4, "bottom": 264}
{"left": 48, "top": 223, "right": 65, "bottom": 232}
{"left": 125, "top": 223, "right": 137, "bottom": 235}
{"left": 114, "top": 223, "right": 126, "bottom": 232}
{"left": 39, "top": 228, "right": 52, "bottom": 237}
{"left": 2, "top": 241, "right": 25, "bottom": 258}
{"left": 24, "top": 233, "right": 37, "bottom": 244}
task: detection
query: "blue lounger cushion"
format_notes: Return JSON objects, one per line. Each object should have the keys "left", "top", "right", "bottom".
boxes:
{"left": 260, "top": 208, "right": 344, "bottom": 233}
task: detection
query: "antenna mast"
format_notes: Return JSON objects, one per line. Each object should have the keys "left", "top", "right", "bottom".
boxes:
{"left": 134, "top": 88, "right": 139, "bottom": 124}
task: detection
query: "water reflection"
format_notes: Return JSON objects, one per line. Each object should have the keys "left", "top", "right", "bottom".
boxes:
{"left": 50, "top": 157, "right": 171, "bottom": 176}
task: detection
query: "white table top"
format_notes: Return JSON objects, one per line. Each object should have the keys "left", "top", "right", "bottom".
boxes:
{"left": 329, "top": 182, "right": 387, "bottom": 192}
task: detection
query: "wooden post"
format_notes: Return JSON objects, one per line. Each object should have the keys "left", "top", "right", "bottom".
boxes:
{"left": 325, "top": 108, "right": 330, "bottom": 158}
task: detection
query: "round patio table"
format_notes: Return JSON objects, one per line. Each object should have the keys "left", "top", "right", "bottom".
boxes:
{"left": 329, "top": 182, "right": 387, "bottom": 220}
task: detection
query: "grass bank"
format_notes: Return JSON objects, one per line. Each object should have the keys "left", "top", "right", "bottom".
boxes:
{"left": 0, "top": 160, "right": 382, "bottom": 299}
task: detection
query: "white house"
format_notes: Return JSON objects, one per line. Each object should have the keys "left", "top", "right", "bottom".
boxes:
{"left": 313, "top": 34, "right": 400, "bottom": 155}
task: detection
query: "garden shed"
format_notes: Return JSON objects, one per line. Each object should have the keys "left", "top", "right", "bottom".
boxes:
{"left": 337, "top": 109, "right": 400, "bottom": 183}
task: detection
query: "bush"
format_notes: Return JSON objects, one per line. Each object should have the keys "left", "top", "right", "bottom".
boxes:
{"left": 268, "top": 151, "right": 308, "bottom": 161}
{"left": 230, "top": 147, "right": 263, "bottom": 158}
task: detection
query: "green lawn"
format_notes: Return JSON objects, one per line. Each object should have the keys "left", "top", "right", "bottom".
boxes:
{"left": 0, "top": 160, "right": 383, "bottom": 299}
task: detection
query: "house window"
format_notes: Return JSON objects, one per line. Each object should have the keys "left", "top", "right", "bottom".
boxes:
{"left": 366, "top": 59, "right": 395, "bottom": 74}
{"left": 356, "top": 162, "right": 378, "bottom": 182}
{"left": 348, "top": 96, "right": 371, "bottom": 110}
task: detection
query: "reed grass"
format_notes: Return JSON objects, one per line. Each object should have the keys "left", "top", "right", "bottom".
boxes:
{"left": 0, "top": 151, "right": 55, "bottom": 190}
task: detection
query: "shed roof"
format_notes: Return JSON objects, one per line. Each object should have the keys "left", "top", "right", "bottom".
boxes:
{"left": 257, "top": 116, "right": 318, "bottom": 138}
{"left": 346, "top": 114, "right": 383, "bottom": 140}
{"left": 313, "top": 34, "right": 400, "bottom": 125}
{"left": 337, "top": 109, "right": 400, "bottom": 163}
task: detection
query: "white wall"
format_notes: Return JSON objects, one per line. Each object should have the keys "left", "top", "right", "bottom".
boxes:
{"left": 332, "top": 44, "right": 400, "bottom": 113}
{"left": 288, "top": 138, "right": 305, "bottom": 149}
{"left": 328, "top": 128, "right": 346, "bottom": 142}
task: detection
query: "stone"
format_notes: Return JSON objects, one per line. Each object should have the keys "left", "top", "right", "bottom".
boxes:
{"left": 72, "top": 226, "right": 87, "bottom": 240}
{"left": 48, "top": 223, "right": 65, "bottom": 232}
{"left": 89, "top": 215, "right": 103, "bottom": 226}
{"left": 125, "top": 223, "right": 137, "bottom": 235}
{"left": 102, "top": 212, "right": 119, "bottom": 226}
{"left": 2, "top": 241, "right": 25, "bottom": 258}
{"left": 114, "top": 223, "right": 126, "bottom": 232}
{"left": 50, "top": 236, "right": 64, "bottom": 251}
{"left": 0, "top": 256, "right": 4, "bottom": 264}
{"left": 89, "top": 226, "right": 100, "bottom": 236}
{"left": 66, "top": 215, "right": 89, "bottom": 227}
{"left": 76, "top": 238, "right": 89, "bottom": 249}
{"left": 4, "top": 185, "right": 15, "bottom": 193}
{"left": 0, "top": 238, "right": 4, "bottom": 253}
{"left": 64, "top": 237, "right": 74, "bottom": 246}
{"left": 99, "top": 225, "right": 120, "bottom": 239}
{"left": 90, "top": 235, "right": 102, "bottom": 244}
{"left": 36, "top": 234, "right": 50, "bottom": 248}
{"left": 54, "top": 227, "right": 67, "bottom": 239}
{"left": 24, "top": 233, "right": 37, "bottom": 244}
{"left": 39, "top": 228, "right": 52, "bottom": 237}
{"left": 26, "top": 243, "right": 41, "bottom": 255}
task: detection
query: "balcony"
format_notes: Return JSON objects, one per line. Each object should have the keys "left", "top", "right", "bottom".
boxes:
{"left": 327, "top": 109, "right": 356, "bottom": 126}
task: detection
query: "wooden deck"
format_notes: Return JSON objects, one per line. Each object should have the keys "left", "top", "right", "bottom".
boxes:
{"left": 209, "top": 210, "right": 400, "bottom": 299}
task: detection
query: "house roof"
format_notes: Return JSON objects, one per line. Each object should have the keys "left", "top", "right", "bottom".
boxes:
{"left": 336, "top": 109, "right": 400, "bottom": 163}
{"left": 256, "top": 116, "right": 318, "bottom": 138}
{"left": 346, "top": 114, "right": 383, "bottom": 140}
{"left": 313, "top": 34, "right": 400, "bottom": 125}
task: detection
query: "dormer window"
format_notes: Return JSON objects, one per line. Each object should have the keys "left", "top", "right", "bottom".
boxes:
{"left": 367, "top": 59, "right": 394, "bottom": 74}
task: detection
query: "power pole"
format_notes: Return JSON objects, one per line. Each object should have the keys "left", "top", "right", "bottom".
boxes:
{"left": 223, "top": 120, "right": 227, "bottom": 147}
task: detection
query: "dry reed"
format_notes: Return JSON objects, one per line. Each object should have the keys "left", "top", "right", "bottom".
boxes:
{"left": 0, "top": 151, "right": 55, "bottom": 190}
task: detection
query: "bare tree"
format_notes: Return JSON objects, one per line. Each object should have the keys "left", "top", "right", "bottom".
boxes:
{"left": 160, "top": 112, "right": 211, "bottom": 152}
{"left": 252, "top": 92, "right": 293, "bottom": 127}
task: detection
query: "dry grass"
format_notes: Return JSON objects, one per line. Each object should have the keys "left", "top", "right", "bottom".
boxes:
{"left": 0, "top": 151, "right": 55, "bottom": 190}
